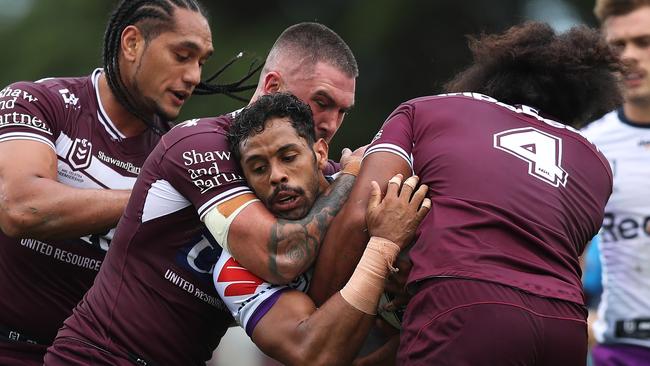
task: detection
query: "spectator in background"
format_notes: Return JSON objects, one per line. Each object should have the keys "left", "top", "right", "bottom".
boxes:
{"left": 581, "top": 0, "right": 650, "bottom": 364}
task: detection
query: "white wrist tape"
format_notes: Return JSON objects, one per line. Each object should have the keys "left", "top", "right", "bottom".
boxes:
{"left": 339, "top": 237, "right": 400, "bottom": 315}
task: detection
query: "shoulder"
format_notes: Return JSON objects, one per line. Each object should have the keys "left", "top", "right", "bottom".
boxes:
{"left": 159, "top": 114, "right": 233, "bottom": 152}
{"left": 1, "top": 72, "right": 94, "bottom": 110}
{"left": 581, "top": 110, "right": 620, "bottom": 140}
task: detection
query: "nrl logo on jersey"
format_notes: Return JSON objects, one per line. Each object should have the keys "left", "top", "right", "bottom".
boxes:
{"left": 67, "top": 138, "right": 93, "bottom": 171}
{"left": 58, "top": 88, "right": 80, "bottom": 109}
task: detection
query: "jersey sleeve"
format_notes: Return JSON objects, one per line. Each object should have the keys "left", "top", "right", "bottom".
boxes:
{"left": 158, "top": 129, "right": 258, "bottom": 221}
{"left": 363, "top": 103, "right": 415, "bottom": 169}
{"left": 0, "top": 81, "right": 62, "bottom": 150}
{"left": 213, "top": 249, "right": 288, "bottom": 336}
{"left": 213, "top": 248, "right": 312, "bottom": 336}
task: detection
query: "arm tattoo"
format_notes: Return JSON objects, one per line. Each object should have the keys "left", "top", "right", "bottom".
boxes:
{"left": 268, "top": 174, "right": 355, "bottom": 279}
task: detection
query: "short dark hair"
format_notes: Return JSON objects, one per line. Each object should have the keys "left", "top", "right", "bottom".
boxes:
{"left": 228, "top": 93, "right": 315, "bottom": 163}
{"left": 444, "top": 22, "right": 623, "bottom": 127}
{"left": 267, "top": 22, "right": 358, "bottom": 78}
{"left": 594, "top": 0, "right": 650, "bottom": 21}
{"left": 103, "top": 0, "right": 207, "bottom": 134}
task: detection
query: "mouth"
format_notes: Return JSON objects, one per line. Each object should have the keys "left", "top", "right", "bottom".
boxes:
{"left": 269, "top": 190, "right": 304, "bottom": 215}
{"left": 623, "top": 68, "right": 647, "bottom": 86}
{"left": 169, "top": 90, "right": 190, "bottom": 106}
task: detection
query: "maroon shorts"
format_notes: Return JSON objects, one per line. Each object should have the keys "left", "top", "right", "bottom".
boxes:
{"left": 0, "top": 340, "right": 47, "bottom": 366}
{"left": 398, "top": 278, "right": 588, "bottom": 366}
{"left": 44, "top": 336, "right": 134, "bottom": 366}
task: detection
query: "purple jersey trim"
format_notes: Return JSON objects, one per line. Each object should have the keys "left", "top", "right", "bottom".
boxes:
{"left": 245, "top": 287, "right": 290, "bottom": 336}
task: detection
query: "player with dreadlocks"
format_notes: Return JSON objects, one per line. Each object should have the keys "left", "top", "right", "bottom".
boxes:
{"left": 310, "top": 22, "right": 622, "bottom": 365}
{"left": 44, "top": 22, "right": 359, "bottom": 366}
{"left": 0, "top": 0, "right": 248, "bottom": 364}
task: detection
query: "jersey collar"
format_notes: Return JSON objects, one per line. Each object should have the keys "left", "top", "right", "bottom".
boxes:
{"left": 91, "top": 68, "right": 127, "bottom": 140}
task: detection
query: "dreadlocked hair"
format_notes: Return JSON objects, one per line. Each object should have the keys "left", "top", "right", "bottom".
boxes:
{"left": 193, "top": 51, "right": 263, "bottom": 103}
{"left": 103, "top": 0, "right": 206, "bottom": 135}
{"left": 444, "top": 22, "right": 623, "bottom": 128}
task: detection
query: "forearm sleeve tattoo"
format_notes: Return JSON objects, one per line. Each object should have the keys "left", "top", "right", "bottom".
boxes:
{"left": 268, "top": 174, "right": 355, "bottom": 280}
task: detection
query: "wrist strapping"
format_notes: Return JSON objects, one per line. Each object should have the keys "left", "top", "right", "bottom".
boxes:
{"left": 339, "top": 237, "right": 400, "bottom": 315}
{"left": 340, "top": 160, "right": 361, "bottom": 177}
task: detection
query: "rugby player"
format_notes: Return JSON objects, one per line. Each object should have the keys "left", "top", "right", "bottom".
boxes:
{"left": 309, "top": 21, "right": 623, "bottom": 365}
{"left": 0, "top": 0, "right": 216, "bottom": 364}
{"left": 582, "top": 0, "right": 650, "bottom": 364}
{"left": 211, "top": 92, "right": 429, "bottom": 365}
{"left": 45, "top": 22, "right": 363, "bottom": 366}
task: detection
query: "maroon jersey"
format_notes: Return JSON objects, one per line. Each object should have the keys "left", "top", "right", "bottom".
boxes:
{"left": 0, "top": 70, "right": 159, "bottom": 358}
{"left": 365, "top": 93, "right": 612, "bottom": 305}
{"left": 55, "top": 114, "right": 255, "bottom": 365}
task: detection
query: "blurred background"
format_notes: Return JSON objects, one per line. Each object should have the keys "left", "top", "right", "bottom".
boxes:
{"left": 0, "top": 1, "right": 602, "bottom": 365}
{"left": 0, "top": 0, "right": 601, "bottom": 157}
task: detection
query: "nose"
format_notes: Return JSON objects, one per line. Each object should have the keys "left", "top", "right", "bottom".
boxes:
{"left": 183, "top": 62, "right": 202, "bottom": 87}
{"left": 315, "top": 111, "right": 344, "bottom": 142}
{"left": 620, "top": 43, "right": 641, "bottom": 63}
{"left": 269, "top": 163, "right": 288, "bottom": 186}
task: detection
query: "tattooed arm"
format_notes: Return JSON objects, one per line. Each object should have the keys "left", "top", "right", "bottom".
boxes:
{"left": 222, "top": 173, "right": 355, "bottom": 284}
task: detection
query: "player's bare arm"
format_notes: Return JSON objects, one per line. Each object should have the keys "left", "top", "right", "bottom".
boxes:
{"left": 0, "top": 140, "right": 129, "bottom": 239}
{"left": 309, "top": 151, "right": 411, "bottom": 305}
{"left": 250, "top": 175, "right": 430, "bottom": 366}
{"left": 226, "top": 161, "right": 357, "bottom": 284}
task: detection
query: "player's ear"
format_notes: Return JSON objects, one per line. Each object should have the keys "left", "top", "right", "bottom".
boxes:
{"left": 313, "top": 138, "right": 329, "bottom": 170}
{"left": 262, "top": 71, "right": 282, "bottom": 94}
{"left": 121, "top": 25, "right": 144, "bottom": 63}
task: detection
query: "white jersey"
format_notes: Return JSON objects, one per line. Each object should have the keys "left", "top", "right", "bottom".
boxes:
{"left": 582, "top": 109, "right": 650, "bottom": 347}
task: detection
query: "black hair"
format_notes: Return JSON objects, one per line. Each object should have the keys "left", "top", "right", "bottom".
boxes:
{"left": 103, "top": 0, "right": 259, "bottom": 135}
{"left": 444, "top": 22, "right": 623, "bottom": 127}
{"left": 228, "top": 93, "right": 315, "bottom": 163}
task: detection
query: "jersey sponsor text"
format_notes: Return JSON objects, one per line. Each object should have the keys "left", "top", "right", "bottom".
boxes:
{"left": 20, "top": 239, "right": 102, "bottom": 271}
{"left": 97, "top": 150, "right": 141, "bottom": 174}
{"left": 0, "top": 112, "right": 51, "bottom": 133}
{"left": 164, "top": 268, "right": 226, "bottom": 309}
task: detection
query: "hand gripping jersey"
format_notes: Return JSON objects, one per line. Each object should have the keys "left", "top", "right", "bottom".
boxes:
{"left": 364, "top": 93, "right": 612, "bottom": 305}
{"left": 54, "top": 114, "right": 264, "bottom": 365}
{"left": 0, "top": 69, "right": 159, "bottom": 358}
{"left": 582, "top": 110, "right": 650, "bottom": 348}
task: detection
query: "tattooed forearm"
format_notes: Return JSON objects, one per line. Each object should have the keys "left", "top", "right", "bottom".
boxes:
{"left": 268, "top": 174, "right": 356, "bottom": 280}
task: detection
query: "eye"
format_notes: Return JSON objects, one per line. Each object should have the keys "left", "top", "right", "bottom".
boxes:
{"left": 175, "top": 52, "right": 190, "bottom": 62}
{"left": 636, "top": 36, "right": 650, "bottom": 49}
{"left": 282, "top": 154, "right": 297, "bottom": 163}
{"left": 608, "top": 40, "right": 625, "bottom": 54}
{"left": 250, "top": 164, "right": 267, "bottom": 175}
{"left": 313, "top": 99, "right": 328, "bottom": 109}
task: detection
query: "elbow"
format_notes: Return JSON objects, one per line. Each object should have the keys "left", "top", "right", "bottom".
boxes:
{"left": 291, "top": 347, "right": 345, "bottom": 366}
{"left": 280, "top": 346, "right": 341, "bottom": 366}
{"left": 0, "top": 205, "right": 41, "bottom": 238}
{"left": 0, "top": 213, "right": 32, "bottom": 238}
{"left": 268, "top": 264, "right": 302, "bottom": 285}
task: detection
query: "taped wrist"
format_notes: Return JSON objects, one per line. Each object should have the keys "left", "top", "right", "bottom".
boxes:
{"left": 339, "top": 237, "right": 400, "bottom": 314}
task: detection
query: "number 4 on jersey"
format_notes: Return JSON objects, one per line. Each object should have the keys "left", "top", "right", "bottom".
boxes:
{"left": 494, "top": 127, "right": 569, "bottom": 188}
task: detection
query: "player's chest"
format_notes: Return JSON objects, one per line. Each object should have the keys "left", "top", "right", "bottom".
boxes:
{"left": 54, "top": 118, "right": 145, "bottom": 190}
{"left": 604, "top": 136, "right": 650, "bottom": 211}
